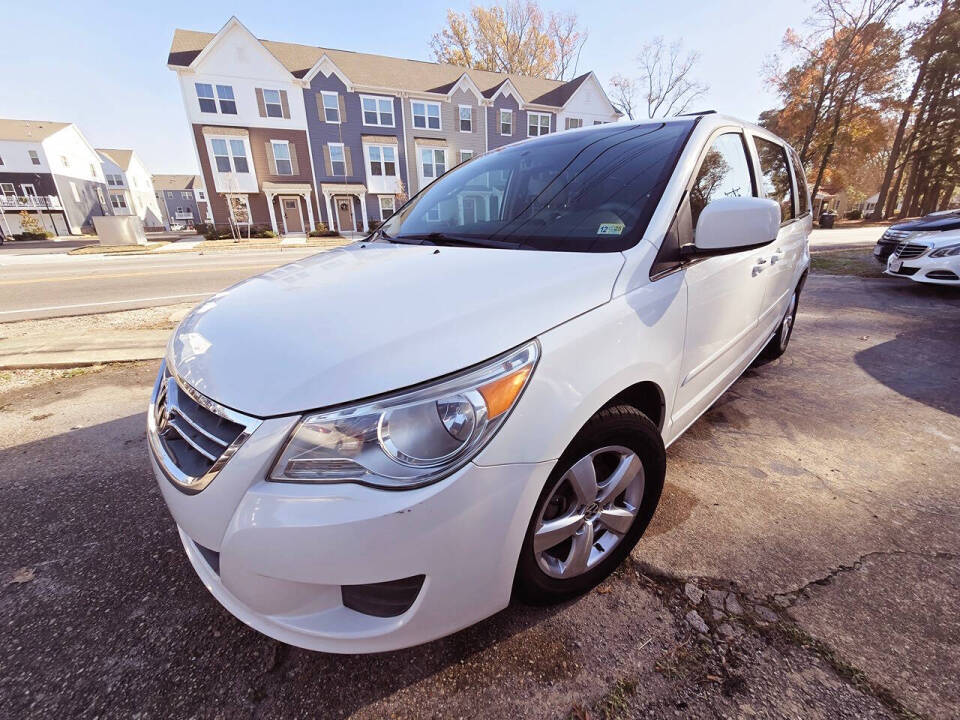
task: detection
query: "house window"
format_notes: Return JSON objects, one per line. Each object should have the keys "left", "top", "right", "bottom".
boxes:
{"left": 459, "top": 105, "right": 472, "bottom": 132}
{"left": 459, "top": 149, "right": 474, "bottom": 164}
{"left": 361, "top": 96, "right": 394, "bottom": 127}
{"left": 197, "top": 83, "right": 236, "bottom": 114}
{"left": 181, "top": 191, "right": 190, "bottom": 198}
{"left": 210, "top": 138, "right": 249, "bottom": 173}
{"left": 1, "top": 183, "right": 15, "bottom": 196}
{"left": 167, "top": 191, "right": 175, "bottom": 198}
{"left": 367, "top": 145, "right": 397, "bottom": 177}
{"left": 412, "top": 101, "right": 441, "bottom": 130}
{"left": 528, "top": 112, "right": 550, "bottom": 136}
{"left": 262, "top": 89, "right": 283, "bottom": 118}
{"left": 499, "top": 109, "right": 512, "bottom": 136}
{"left": 272, "top": 141, "right": 293, "bottom": 175}
{"left": 378, "top": 195, "right": 395, "bottom": 220}
{"left": 419, "top": 148, "right": 446, "bottom": 180}
{"left": 21, "top": 184, "right": 37, "bottom": 196}
{"left": 110, "top": 193, "right": 127, "bottom": 210}
{"left": 61, "top": 155, "right": 70, "bottom": 168}
{"left": 0, "top": 155, "right": 4, "bottom": 166}
{"left": 329, "top": 143, "right": 346, "bottom": 176}
{"left": 594, "top": 120, "right": 603, "bottom": 125}
{"left": 564, "top": 117, "right": 583, "bottom": 130}
{"left": 89, "top": 163, "right": 96, "bottom": 176}
{"left": 70, "top": 182, "right": 80, "bottom": 202}
{"left": 29, "top": 150, "right": 40, "bottom": 165}
{"left": 320, "top": 92, "right": 340, "bottom": 123}
{"left": 196, "top": 190, "right": 206, "bottom": 201}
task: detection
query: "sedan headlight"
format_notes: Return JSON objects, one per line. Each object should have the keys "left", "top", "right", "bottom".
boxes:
{"left": 929, "top": 243, "right": 960, "bottom": 258}
{"left": 269, "top": 341, "right": 539, "bottom": 489}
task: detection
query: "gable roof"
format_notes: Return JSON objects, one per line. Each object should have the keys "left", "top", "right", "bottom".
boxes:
{"left": 168, "top": 27, "right": 596, "bottom": 107}
{"left": 0, "top": 118, "right": 71, "bottom": 142}
{"left": 152, "top": 174, "right": 202, "bottom": 191}
{"left": 96, "top": 148, "right": 135, "bottom": 172}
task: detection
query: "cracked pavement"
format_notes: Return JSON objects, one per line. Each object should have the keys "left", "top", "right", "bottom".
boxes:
{"left": 1, "top": 272, "right": 958, "bottom": 718}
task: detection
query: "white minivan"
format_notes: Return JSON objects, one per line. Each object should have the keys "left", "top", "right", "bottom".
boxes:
{"left": 148, "top": 113, "right": 811, "bottom": 653}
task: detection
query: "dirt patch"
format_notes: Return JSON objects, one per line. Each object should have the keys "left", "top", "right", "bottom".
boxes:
{"left": 811, "top": 248, "right": 890, "bottom": 278}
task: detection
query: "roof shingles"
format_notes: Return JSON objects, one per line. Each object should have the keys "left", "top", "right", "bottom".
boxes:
{"left": 168, "top": 28, "right": 595, "bottom": 107}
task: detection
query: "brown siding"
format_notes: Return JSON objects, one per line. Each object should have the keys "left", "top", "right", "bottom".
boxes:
{"left": 192, "top": 124, "right": 316, "bottom": 229}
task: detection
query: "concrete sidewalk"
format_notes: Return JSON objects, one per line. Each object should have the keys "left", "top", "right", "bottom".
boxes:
{"left": 0, "top": 329, "right": 168, "bottom": 369}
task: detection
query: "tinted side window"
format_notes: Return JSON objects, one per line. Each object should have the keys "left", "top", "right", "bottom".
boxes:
{"left": 689, "top": 133, "right": 754, "bottom": 230}
{"left": 754, "top": 136, "right": 793, "bottom": 222}
{"left": 790, "top": 149, "right": 809, "bottom": 216}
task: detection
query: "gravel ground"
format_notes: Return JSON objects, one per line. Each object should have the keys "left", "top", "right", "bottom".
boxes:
{"left": 0, "top": 303, "right": 193, "bottom": 344}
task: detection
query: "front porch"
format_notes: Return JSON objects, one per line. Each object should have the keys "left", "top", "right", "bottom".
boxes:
{"left": 261, "top": 182, "right": 315, "bottom": 237}
{"left": 321, "top": 183, "right": 370, "bottom": 234}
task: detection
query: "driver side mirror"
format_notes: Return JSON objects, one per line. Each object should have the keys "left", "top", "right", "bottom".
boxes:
{"left": 682, "top": 197, "right": 780, "bottom": 258}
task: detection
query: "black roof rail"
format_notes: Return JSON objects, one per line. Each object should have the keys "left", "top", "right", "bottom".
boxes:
{"left": 677, "top": 110, "right": 717, "bottom": 116}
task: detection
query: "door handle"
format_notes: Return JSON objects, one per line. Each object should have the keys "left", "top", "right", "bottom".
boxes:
{"left": 755, "top": 257, "right": 768, "bottom": 265}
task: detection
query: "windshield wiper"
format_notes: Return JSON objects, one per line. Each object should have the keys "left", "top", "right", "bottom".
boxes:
{"left": 392, "top": 232, "right": 519, "bottom": 249}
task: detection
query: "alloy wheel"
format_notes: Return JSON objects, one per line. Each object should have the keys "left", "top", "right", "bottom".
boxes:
{"left": 533, "top": 445, "right": 645, "bottom": 579}
{"left": 779, "top": 292, "right": 797, "bottom": 352}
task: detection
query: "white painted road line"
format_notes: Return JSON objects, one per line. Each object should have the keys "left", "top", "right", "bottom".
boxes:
{"left": 0, "top": 292, "right": 214, "bottom": 316}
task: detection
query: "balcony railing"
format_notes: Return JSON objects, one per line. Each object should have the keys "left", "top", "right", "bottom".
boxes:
{"left": 0, "top": 195, "right": 63, "bottom": 210}
{"left": 174, "top": 211, "right": 195, "bottom": 219}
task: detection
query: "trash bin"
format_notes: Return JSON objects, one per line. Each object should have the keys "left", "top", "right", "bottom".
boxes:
{"left": 819, "top": 211, "right": 836, "bottom": 229}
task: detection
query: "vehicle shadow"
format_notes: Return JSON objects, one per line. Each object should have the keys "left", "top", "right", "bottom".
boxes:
{"left": 0, "top": 413, "right": 572, "bottom": 718}
{"left": 854, "top": 326, "right": 960, "bottom": 419}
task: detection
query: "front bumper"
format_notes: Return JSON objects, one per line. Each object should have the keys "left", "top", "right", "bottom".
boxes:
{"left": 151, "top": 422, "right": 553, "bottom": 653}
{"left": 884, "top": 254, "right": 960, "bottom": 286}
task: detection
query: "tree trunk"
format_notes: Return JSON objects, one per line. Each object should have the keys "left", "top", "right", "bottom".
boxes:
{"left": 871, "top": 56, "right": 930, "bottom": 219}
{"left": 938, "top": 184, "right": 956, "bottom": 211}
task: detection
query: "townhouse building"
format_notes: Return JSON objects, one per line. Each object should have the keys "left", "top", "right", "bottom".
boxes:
{"left": 153, "top": 174, "right": 211, "bottom": 229}
{"left": 0, "top": 118, "right": 109, "bottom": 236}
{"left": 168, "top": 17, "right": 620, "bottom": 237}
{"left": 97, "top": 149, "right": 165, "bottom": 230}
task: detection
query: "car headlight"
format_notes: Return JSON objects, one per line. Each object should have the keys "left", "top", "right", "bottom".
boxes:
{"left": 929, "top": 243, "right": 960, "bottom": 258}
{"left": 269, "top": 341, "right": 539, "bottom": 489}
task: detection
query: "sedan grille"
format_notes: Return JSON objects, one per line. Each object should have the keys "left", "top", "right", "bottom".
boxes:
{"left": 893, "top": 242, "right": 928, "bottom": 259}
{"left": 148, "top": 366, "right": 259, "bottom": 493}
{"left": 882, "top": 229, "right": 914, "bottom": 241}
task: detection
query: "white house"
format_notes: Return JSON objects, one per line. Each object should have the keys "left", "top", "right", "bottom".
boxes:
{"left": 97, "top": 149, "right": 165, "bottom": 230}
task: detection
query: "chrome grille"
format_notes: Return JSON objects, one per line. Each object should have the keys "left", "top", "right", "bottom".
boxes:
{"left": 882, "top": 229, "right": 914, "bottom": 241}
{"left": 893, "top": 242, "right": 928, "bottom": 259}
{"left": 148, "top": 365, "right": 260, "bottom": 494}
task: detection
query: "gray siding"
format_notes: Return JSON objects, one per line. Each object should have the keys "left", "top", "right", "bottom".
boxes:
{"left": 487, "top": 95, "right": 555, "bottom": 152}
{"left": 160, "top": 190, "right": 203, "bottom": 226}
{"left": 403, "top": 88, "right": 487, "bottom": 192}
{"left": 53, "top": 174, "right": 109, "bottom": 233}
{"left": 304, "top": 73, "right": 408, "bottom": 226}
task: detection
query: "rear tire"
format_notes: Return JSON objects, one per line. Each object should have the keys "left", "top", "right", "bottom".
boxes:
{"left": 514, "top": 405, "right": 665, "bottom": 605}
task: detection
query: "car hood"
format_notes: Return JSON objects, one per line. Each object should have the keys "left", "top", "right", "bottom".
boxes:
{"left": 891, "top": 212, "right": 960, "bottom": 232}
{"left": 170, "top": 243, "right": 624, "bottom": 417}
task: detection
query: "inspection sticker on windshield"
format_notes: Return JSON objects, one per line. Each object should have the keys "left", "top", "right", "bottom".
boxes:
{"left": 597, "top": 222, "right": 625, "bottom": 236}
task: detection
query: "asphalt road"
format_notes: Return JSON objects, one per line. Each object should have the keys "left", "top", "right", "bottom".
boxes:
{"left": 1, "top": 272, "right": 958, "bottom": 719}
{"left": 0, "top": 248, "right": 323, "bottom": 322}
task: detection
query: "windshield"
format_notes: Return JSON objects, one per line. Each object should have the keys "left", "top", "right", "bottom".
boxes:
{"left": 379, "top": 121, "right": 694, "bottom": 252}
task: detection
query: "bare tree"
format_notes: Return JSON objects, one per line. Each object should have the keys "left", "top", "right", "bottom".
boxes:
{"left": 637, "top": 37, "right": 708, "bottom": 118}
{"left": 608, "top": 38, "right": 708, "bottom": 120}
{"left": 607, "top": 74, "right": 638, "bottom": 120}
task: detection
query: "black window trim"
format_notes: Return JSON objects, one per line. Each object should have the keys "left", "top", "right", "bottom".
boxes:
{"left": 747, "top": 131, "right": 801, "bottom": 228}
{"left": 787, "top": 146, "right": 811, "bottom": 220}
{"left": 650, "top": 124, "right": 758, "bottom": 281}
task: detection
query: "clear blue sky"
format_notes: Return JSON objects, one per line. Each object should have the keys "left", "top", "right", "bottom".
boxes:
{"left": 0, "top": 0, "right": 825, "bottom": 174}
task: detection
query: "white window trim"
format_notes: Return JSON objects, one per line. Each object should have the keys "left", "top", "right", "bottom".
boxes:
{"left": 271, "top": 139, "right": 293, "bottom": 176}
{"left": 21, "top": 184, "right": 37, "bottom": 196}
{"left": 28, "top": 150, "right": 40, "bottom": 165}
{"left": 208, "top": 136, "right": 250, "bottom": 174}
{"left": 499, "top": 109, "right": 513, "bottom": 136}
{"left": 458, "top": 104, "right": 473, "bottom": 133}
{"left": 459, "top": 149, "right": 474, "bottom": 164}
{"left": 417, "top": 146, "right": 447, "bottom": 185}
{"left": 365, "top": 143, "right": 398, "bottom": 177}
{"left": 1, "top": 183, "right": 15, "bottom": 196}
{"left": 360, "top": 94, "right": 396, "bottom": 128}
{"left": 328, "top": 142, "right": 347, "bottom": 176}
{"left": 70, "top": 182, "right": 80, "bottom": 202}
{"left": 320, "top": 91, "right": 341, "bottom": 124}
{"left": 378, "top": 195, "right": 395, "bottom": 220}
{"left": 527, "top": 111, "right": 551, "bottom": 137}
{"left": 262, "top": 88, "right": 284, "bottom": 119}
{"left": 411, "top": 99, "right": 442, "bottom": 131}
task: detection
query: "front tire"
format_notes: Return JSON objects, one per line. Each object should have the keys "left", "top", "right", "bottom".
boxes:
{"left": 514, "top": 405, "right": 665, "bottom": 605}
